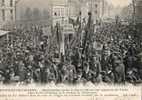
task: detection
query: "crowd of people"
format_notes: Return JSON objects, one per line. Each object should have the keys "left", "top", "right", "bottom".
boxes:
{"left": 95, "top": 23, "right": 142, "bottom": 84}
{"left": 0, "top": 17, "right": 142, "bottom": 85}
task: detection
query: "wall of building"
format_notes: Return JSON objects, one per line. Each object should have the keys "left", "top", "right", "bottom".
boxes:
{"left": 15, "top": 0, "right": 52, "bottom": 28}
{"left": 52, "top": 0, "right": 80, "bottom": 26}
{"left": 80, "top": 0, "right": 104, "bottom": 24}
{"left": 0, "top": 0, "right": 16, "bottom": 29}
{"left": 52, "top": 0, "right": 113, "bottom": 26}
{"left": 102, "top": 0, "right": 112, "bottom": 19}
{"left": 52, "top": 5, "right": 68, "bottom": 26}
{"left": 135, "top": 0, "right": 142, "bottom": 23}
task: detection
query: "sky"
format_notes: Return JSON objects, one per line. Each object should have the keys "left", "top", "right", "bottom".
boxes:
{"left": 106, "top": 0, "right": 132, "bottom": 7}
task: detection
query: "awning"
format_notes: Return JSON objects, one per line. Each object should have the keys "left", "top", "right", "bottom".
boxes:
{"left": 0, "top": 30, "right": 10, "bottom": 37}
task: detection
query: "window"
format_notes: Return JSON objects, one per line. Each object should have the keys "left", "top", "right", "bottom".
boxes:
{"left": 95, "top": 4, "right": 98, "bottom": 8}
{"left": 95, "top": 10, "right": 97, "bottom": 14}
{"left": 10, "top": 10, "right": 13, "bottom": 20}
{"left": 60, "top": 8, "right": 63, "bottom": 16}
{"left": 10, "top": 0, "right": 13, "bottom": 7}
{"left": 58, "top": 10, "right": 60, "bottom": 16}
{"left": 54, "top": 12, "right": 57, "bottom": 16}
{"left": 2, "top": 0, "right": 5, "bottom": 6}
{"left": 2, "top": 10, "right": 5, "bottom": 21}
{"left": 57, "top": 9, "right": 60, "bottom": 16}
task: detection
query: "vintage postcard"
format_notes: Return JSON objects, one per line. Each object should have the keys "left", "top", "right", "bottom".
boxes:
{"left": 0, "top": 0, "right": 141, "bottom": 100}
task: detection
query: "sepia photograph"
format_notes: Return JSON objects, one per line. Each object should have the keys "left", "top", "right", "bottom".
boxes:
{"left": 0, "top": 0, "right": 142, "bottom": 86}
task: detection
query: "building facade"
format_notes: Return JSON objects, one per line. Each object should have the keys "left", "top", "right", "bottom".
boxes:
{"left": 81, "top": 0, "right": 106, "bottom": 24}
{"left": 135, "top": 0, "right": 142, "bottom": 23}
{"left": 52, "top": 0, "right": 67, "bottom": 26}
{"left": 52, "top": 0, "right": 81, "bottom": 26}
{"left": 52, "top": 5, "right": 68, "bottom": 26}
{"left": 0, "top": 0, "right": 16, "bottom": 29}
